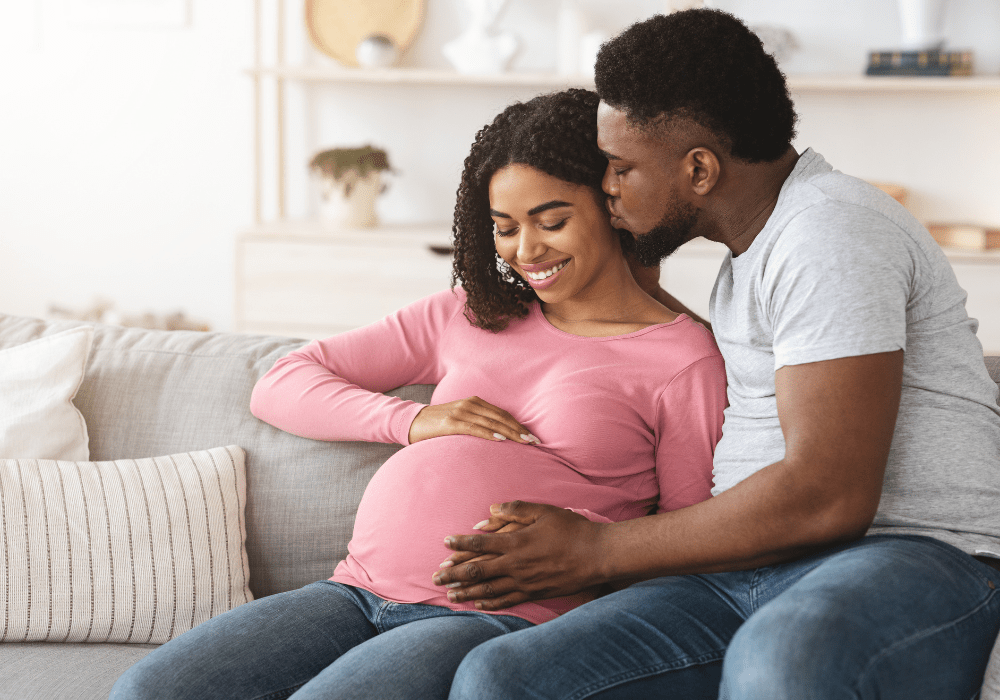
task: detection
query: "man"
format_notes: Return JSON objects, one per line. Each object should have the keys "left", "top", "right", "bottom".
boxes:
{"left": 435, "top": 9, "right": 1000, "bottom": 699}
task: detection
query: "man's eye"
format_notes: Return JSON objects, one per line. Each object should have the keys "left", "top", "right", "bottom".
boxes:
{"left": 614, "top": 167, "right": 629, "bottom": 176}
{"left": 540, "top": 219, "right": 568, "bottom": 232}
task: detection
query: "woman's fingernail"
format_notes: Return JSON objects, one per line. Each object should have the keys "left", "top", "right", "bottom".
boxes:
{"left": 528, "top": 434, "right": 540, "bottom": 443}
{"left": 473, "top": 520, "right": 490, "bottom": 530}
{"left": 439, "top": 560, "right": 453, "bottom": 568}
{"left": 446, "top": 582, "right": 463, "bottom": 589}
{"left": 493, "top": 433, "right": 507, "bottom": 440}
{"left": 520, "top": 434, "right": 531, "bottom": 442}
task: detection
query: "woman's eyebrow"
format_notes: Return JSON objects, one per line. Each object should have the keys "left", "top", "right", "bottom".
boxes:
{"left": 490, "top": 200, "right": 573, "bottom": 218}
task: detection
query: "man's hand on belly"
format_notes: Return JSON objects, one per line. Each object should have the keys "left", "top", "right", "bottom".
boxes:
{"left": 408, "top": 397, "right": 541, "bottom": 445}
{"left": 432, "top": 501, "right": 607, "bottom": 611}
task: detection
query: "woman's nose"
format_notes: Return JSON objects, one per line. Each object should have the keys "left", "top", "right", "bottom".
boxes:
{"left": 517, "top": 228, "right": 546, "bottom": 262}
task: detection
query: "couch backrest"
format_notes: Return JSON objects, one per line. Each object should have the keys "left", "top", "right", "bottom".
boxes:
{"left": 0, "top": 314, "right": 433, "bottom": 599}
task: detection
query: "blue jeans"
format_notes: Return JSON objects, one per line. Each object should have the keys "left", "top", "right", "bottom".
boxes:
{"left": 109, "top": 580, "right": 533, "bottom": 700}
{"left": 450, "top": 535, "right": 1000, "bottom": 699}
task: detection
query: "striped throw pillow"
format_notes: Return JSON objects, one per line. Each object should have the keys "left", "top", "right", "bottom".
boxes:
{"left": 0, "top": 445, "right": 253, "bottom": 643}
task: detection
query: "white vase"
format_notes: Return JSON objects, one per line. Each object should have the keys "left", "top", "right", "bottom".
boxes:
{"left": 897, "top": 0, "right": 950, "bottom": 50}
{"left": 443, "top": 0, "right": 518, "bottom": 75}
{"left": 318, "top": 171, "right": 383, "bottom": 229}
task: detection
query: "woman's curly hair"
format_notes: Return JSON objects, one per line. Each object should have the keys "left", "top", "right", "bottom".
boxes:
{"left": 452, "top": 88, "right": 628, "bottom": 332}
{"left": 594, "top": 9, "right": 797, "bottom": 163}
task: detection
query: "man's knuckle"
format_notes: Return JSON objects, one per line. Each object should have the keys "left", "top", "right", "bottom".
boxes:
{"left": 466, "top": 562, "right": 484, "bottom": 580}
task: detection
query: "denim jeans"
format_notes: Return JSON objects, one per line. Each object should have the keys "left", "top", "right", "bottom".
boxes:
{"left": 450, "top": 535, "right": 1000, "bottom": 700}
{"left": 109, "top": 580, "right": 533, "bottom": 700}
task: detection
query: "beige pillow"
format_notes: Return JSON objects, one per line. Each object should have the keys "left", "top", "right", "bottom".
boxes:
{"left": 0, "top": 445, "right": 253, "bottom": 643}
{"left": 0, "top": 326, "right": 93, "bottom": 460}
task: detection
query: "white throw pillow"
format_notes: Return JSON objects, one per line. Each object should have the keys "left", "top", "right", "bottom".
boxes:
{"left": 0, "top": 445, "right": 253, "bottom": 643}
{"left": 0, "top": 326, "right": 93, "bottom": 460}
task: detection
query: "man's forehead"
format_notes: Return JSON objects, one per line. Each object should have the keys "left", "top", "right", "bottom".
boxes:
{"left": 597, "top": 102, "right": 663, "bottom": 156}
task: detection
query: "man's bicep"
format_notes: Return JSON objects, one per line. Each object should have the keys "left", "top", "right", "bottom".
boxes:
{"left": 774, "top": 351, "right": 904, "bottom": 535}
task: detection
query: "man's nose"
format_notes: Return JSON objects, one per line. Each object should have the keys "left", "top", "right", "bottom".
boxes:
{"left": 601, "top": 163, "right": 619, "bottom": 196}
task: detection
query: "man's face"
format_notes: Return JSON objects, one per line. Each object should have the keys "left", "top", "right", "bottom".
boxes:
{"left": 596, "top": 102, "right": 698, "bottom": 266}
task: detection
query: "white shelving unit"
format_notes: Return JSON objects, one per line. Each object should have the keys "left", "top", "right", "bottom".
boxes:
{"left": 237, "top": 1, "right": 999, "bottom": 349}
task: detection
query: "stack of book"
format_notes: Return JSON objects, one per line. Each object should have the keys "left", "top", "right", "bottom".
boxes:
{"left": 926, "top": 224, "right": 1000, "bottom": 251}
{"left": 866, "top": 50, "right": 974, "bottom": 76}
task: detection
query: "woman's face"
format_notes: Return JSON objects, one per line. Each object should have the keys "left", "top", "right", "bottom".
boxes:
{"left": 489, "top": 164, "right": 621, "bottom": 305}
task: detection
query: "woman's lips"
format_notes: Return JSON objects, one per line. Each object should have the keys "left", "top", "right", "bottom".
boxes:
{"left": 521, "top": 259, "right": 570, "bottom": 290}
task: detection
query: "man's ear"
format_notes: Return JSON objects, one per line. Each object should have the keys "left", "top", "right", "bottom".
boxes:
{"left": 685, "top": 147, "right": 720, "bottom": 196}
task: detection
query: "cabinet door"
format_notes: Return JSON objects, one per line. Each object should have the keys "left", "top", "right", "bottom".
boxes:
{"left": 238, "top": 238, "right": 454, "bottom": 338}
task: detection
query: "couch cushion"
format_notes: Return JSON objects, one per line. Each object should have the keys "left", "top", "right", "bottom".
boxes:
{"left": 0, "top": 326, "right": 92, "bottom": 461}
{"left": 0, "top": 642, "right": 157, "bottom": 700}
{"left": 0, "top": 446, "right": 251, "bottom": 644}
{"left": 0, "top": 315, "right": 434, "bottom": 599}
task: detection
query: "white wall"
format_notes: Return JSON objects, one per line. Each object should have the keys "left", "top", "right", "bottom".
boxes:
{"left": 1, "top": 0, "right": 998, "bottom": 331}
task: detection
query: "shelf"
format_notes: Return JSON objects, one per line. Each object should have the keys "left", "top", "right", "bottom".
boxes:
{"left": 251, "top": 65, "right": 594, "bottom": 88}
{"left": 249, "top": 65, "right": 1000, "bottom": 93}
{"left": 241, "top": 220, "right": 453, "bottom": 247}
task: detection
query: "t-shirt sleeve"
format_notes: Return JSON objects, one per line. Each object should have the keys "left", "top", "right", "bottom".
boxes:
{"left": 764, "top": 204, "right": 912, "bottom": 370}
{"left": 249, "top": 289, "right": 464, "bottom": 445}
{"left": 654, "top": 353, "right": 728, "bottom": 514}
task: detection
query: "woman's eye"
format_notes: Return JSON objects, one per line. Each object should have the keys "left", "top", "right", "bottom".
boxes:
{"left": 495, "top": 227, "right": 518, "bottom": 237}
{"left": 540, "top": 219, "right": 568, "bottom": 232}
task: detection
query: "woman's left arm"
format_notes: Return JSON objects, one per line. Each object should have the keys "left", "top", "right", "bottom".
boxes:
{"left": 652, "top": 354, "right": 728, "bottom": 514}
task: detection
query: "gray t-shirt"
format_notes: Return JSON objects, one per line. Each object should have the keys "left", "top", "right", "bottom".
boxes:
{"left": 710, "top": 148, "right": 1000, "bottom": 556}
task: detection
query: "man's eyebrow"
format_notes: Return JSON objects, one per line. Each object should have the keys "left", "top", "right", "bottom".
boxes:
{"left": 490, "top": 200, "right": 573, "bottom": 218}
{"left": 599, "top": 148, "right": 622, "bottom": 161}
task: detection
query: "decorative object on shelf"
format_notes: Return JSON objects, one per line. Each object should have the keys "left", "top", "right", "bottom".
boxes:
{"left": 927, "top": 223, "right": 1000, "bottom": 251}
{"left": 866, "top": 49, "right": 973, "bottom": 76}
{"left": 47, "top": 299, "right": 210, "bottom": 331}
{"left": 310, "top": 145, "right": 393, "bottom": 229}
{"left": 443, "top": 0, "right": 519, "bottom": 75}
{"left": 356, "top": 34, "right": 400, "bottom": 68}
{"left": 896, "top": 0, "right": 950, "bottom": 50}
{"left": 305, "top": 0, "right": 425, "bottom": 68}
{"left": 751, "top": 25, "right": 799, "bottom": 65}
{"left": 868, "top": 182, "right": 909, "bottom": 207}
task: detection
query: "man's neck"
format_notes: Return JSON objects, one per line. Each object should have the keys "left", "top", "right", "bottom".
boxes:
{"left": 704, "top": 147, "right": 800, "bottom": 257}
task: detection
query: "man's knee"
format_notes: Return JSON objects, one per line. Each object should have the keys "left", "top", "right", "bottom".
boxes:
{"left": 450, "top": 635, "right": 533, "bottom": 699}
{"left": 719, "top": 601, "right": 848, "bottom": 700}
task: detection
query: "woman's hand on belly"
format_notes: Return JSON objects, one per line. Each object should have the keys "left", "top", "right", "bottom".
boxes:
{"left": 408, "top": 396, "right": 541, "bottom": 445}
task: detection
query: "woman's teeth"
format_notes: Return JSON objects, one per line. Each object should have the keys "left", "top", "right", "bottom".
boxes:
{"left": 525, "top": 260, "right": 568, "bottom": 281}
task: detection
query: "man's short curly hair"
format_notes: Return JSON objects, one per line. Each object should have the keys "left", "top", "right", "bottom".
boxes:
{"left": 595, "top": 9, "right": 797, "bottom": 163}
{"left": 451, "top": 88, "right": 630, "bottom": 332}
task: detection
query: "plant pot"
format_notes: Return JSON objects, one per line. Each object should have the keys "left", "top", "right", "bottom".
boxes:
{"left": 318, "top": 170, "right": 383, "bottom": 229}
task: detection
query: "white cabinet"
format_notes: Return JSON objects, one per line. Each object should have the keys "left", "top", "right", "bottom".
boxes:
{"left": 236, "top": 223, "right": 453, "bottom": 339}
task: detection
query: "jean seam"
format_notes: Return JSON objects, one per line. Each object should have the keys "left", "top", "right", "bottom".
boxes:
{"left": 566, "top": 649, "right": 727, "bottom": 700}
{"left": 852, "top": 587, "right": 1000, "bottom": 695}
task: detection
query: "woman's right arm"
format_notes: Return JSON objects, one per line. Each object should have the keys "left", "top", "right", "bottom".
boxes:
{"left": 249, "top": 290, "right": 460, "bottom": 445}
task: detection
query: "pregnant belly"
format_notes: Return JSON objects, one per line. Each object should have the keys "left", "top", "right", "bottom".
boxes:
{"left": 334, "top": 435, "right": 632, "bottom": 607}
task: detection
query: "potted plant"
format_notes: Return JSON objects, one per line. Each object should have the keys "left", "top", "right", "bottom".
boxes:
{"left": 310, "top": 145, "right": 392, "bottom": 229}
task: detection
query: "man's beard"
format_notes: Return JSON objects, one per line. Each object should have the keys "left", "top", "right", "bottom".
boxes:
{"left": 631, "top": 201, "right": 699, "bottom": 267}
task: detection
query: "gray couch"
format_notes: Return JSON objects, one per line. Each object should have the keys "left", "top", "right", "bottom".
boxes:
{"left": 1, "top": 312, "right": 998, "bottom": 700}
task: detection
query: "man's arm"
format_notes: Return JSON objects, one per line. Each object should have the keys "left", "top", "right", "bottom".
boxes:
{"left": 433, "top": 351, "right": 903, "bottom": 610}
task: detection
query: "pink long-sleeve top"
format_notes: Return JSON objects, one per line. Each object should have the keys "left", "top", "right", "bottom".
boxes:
{"left": 250, "top": 288, "right": 727, "bottom": 624}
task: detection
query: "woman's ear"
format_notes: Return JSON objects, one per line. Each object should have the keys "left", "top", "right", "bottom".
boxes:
{"left": 686, "top": 147, "right": 721, "bottom": 196}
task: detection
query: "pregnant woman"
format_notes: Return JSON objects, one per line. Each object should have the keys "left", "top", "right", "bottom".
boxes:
{"left": 111, "top": 89, "right": 727, "bottom": 700}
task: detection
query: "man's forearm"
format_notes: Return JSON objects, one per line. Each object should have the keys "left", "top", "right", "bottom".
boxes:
{"left": 591, "top": 457, "right": 871, "bottom": 584}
